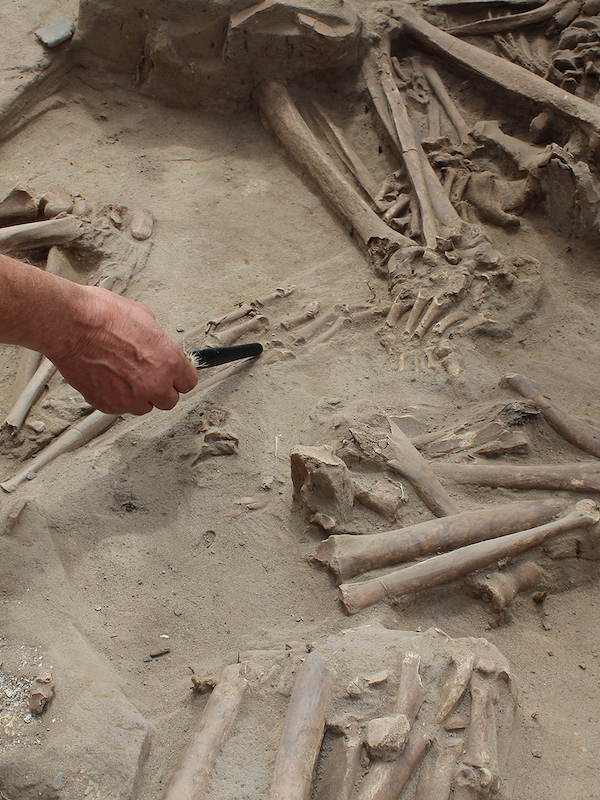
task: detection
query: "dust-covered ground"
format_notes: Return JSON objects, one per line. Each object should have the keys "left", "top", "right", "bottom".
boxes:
{"left": 2, "top": 2, "right": 600, "bottom": 799}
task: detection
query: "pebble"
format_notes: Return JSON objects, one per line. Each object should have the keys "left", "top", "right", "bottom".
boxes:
{"left": 51, "top": 772, "right": 64, "bottom": 790}
{"left": 35, "top": 19, "right": 74, "bottom": 47}
{"left": 532, "top": 749, "right": 542, "bottom": 758}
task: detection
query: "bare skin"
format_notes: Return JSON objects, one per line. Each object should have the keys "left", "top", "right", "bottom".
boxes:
{"left": 0, "top": 254, "right": 198, "bottom": 415}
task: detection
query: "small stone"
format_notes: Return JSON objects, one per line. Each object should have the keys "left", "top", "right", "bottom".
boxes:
{"left": 366, "top": 671, "right": 389, "bottom": 686}
{"left": 366, "top": 714, "right": 410, "bottom": 760}
{"left": 532, "top": 749, "right": 542, "bottom": 758}
{"left": 579, "top": 663, "right": 587, "bottom": 670}
{"left": 176, "top": 326, "right": 185, "bottom": 333}
{"left": 543, "top": 622, "right": 552, "bottom": 631}
{"left": 40, "top": 186, "right": 73, "bottom": 218}
{"left": 131, "top": 208, "right": 155, "bottom": 240}
{"left": 35, "top": 19, "right": 74, "bottom": 47}
{"left": 51, "top": 772, "right": 64, "bottom": 791}
{"left": 26, "top": 420, "right": 46, "bottom": 434}
{"left": 72, "top": 198, "right": 92, "bottom": 217}
{"left": 346, "top": 679, "right": 363, "bottom": 699}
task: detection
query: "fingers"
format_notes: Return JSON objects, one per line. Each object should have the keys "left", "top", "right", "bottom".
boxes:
{"left": 151, "top": 386, "right": 181, "bottom": 411}
{"left": 174, "top": 353, "right": 199, "bottom": 395}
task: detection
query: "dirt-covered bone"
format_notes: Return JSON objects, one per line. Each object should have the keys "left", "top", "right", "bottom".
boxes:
{"left": 465, "top": 171, "right": 538, "bottom": 228}
{"left": 290, "top": 444, "right": 357, "bottom": 531}
{"left": 433, "top": 461, "right": 600, "bottom": 492}
{"left": 446, "top": 0, "right": 572, "bottom": 36}
{"left": 468, "top": 559, "right": 544, "bottom": 612}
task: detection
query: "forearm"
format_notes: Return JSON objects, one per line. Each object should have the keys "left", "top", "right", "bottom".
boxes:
{"left": 0, "top": 252, "right": 84, "bottom": 358}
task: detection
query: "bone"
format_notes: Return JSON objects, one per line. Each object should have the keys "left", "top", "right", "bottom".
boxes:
{"left": 385, "top": 296, "right": 412, "bottom": 327}
{"left": 395, "top": 651, "right": 427, "bottom": 723}
{"left": 505, "top": 373, "right": 600, "bottom": 458}
{"left": 280, "top": 301, "right": 320, "bottom": 330}
{"left": 470, "top": 559, "right": 544, "bottom": 611}
{"left": 3, "top": 357, "right": 57, "bottom": 431}
{"left": 470, "top": 120, "right": 548, "bottom": 172}
{"left": 291, "top": 445, "right": 356, "bottom": 532}
{"left": 428, "top": 95, "right": 442, "bottom": 139}
{"left": 312, "top": 497, "right": 569, "bottom": 582}
{"left": 40, "top": 186, "right": 73, "bottom": 219}
{"left": 382, "top": 193, "right": 411, "bottom": 223}
{"left": 185, "top": 346, "right": 291, "bottom": 401}
{"left": 254, "top": 285, "right": 296, "bottom": 308}
{"left": 10, "top": 349, "right": 43, "bottom": 407}
{"left": 254, "top": 81, "right": 413, "bottom": 267}
{"left": 354, "top": 480, "right": 405, "bottom": 522}
{"left": 390, "top": 3, "right": 600, "bottom": 137}
{"left": 207, "top": 304, "right": 254, "bottom": 330}
{"left": 386, "top": 416, "right": 460, "bottom": 517}
{"left": 163, "top": 663, "right": 248, "bottom": 800}
{"left": 447, "top": 0, "right": 572, "bottom": 35}
{"left": 354, "top": 732, "right": 430, "bottom": 800}
{"left": 443, "top": 168, "right": 457, "bottom": 197}
{"left": 1, "top": 410, "right": 119, "bottom": 493}
{"left": 293, "top": 306, "right": 343, "bottom": 343}
{"left": 214, "top": 314, "right": 268, "bottom": 346}
{"left": 465, "top": 172, "right": 521, "bottom": 227}
{"left": 404, "top": 288, "right": 432, "bottom": 337}
{"left": 412, "top": 296, "right": 452, "bottom": 339}
{"left": 314, "top": 733, "right": 363, "bottom": 800}
{"left": 456, "top": 312, "right": 495, "bottom": 335}
{"left": 432, "top": 309, "right": 470, "bottom": 335}
{"left": 312, "top": 101, "right": 380, "bottom": 200}
{"left": 4, "top": 498, "right": 28, "bottom": 535}
{"left": 413, "top": 736, "right": 465, "bottom": 800}
{"left": 433, "top": 461, "right": 600, "bottom": 492}
{"left": 421, "top": 65, "right": 471, "bottom": 144}
{"left": 338, "top": 500, "right": 599, "bottom": 614}
{"left": 436, "top": 653, "right": 476, "bottom": 725}
{"left": 270, "top": 651, "right": 335, "bottom": 800}
{"left": 311, "top": 315, "right": 352, "bottom": 346}
{"left": 0, "top": 187, "right": 38, "bottom": 224}
{"left": 130, "top": 207, "right": 155, "bottom": 240}
{"left": 454, "top": 678, "right": 497, "bottom": 799}
{"left": 0, "top": 216, "right": 82, "bottom": 252}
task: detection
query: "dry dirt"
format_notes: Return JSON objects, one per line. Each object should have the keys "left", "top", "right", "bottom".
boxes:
{"left": 2, "top": 1, "right": 600, "bottom": 799}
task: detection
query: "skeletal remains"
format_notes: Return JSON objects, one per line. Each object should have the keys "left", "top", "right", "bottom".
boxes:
{"left": 165, "top": 624, "right": 516, "bottom": 800}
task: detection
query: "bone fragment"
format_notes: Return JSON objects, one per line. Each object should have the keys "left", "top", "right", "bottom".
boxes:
{"left": 10, "top": 349, "right": 43, "bottom": 407}
{"left": 454, "top": 678, "right": 497, "bottom": 799}
{"left": 382, "top": 193, "right": 411, "bottom": 223}
{"left": 1, "top": 410, "right": 119, "bottom": 493}
{"left": 395, "top": 651, "right": 427, "bottom": 723}
{"left": 428, "top": 95, "right": 442, "bottom": 139}
{"left": 434, "top": 461, "right": 600, "bottom": 492}
{"left": 436, "top": 653, "right": 476, "bottom": 724}
{"left": 254, "top": 81, "right": 413, "bottom": 267}
{"left": 163, "top": 663, "right": 248, "bottom": 800}
{"left": 413, "top": 296, "right": 452, "bottom": 339}
{"left": 366, "top": 714, "right": 411, "bottom": 759}
{"left": 354, "top": 480, "right": 405, "bottom": 521}
{"left": 385, "top": 296, "right": 411, "bottom": 327}
{"left": 312, "top": 315, "right": 352, "bottom": 345}
{"left": 465, "top": 172, "right": 521, "bottom": 227}
{"left": 293, "top": 306, "right": 342, "bottom": 343}
{"left": 0, "top": 216, "right": 82, "bottom": 252}
{"left": 270, "top": 651, "right": 335, "bottom": 800}
{"left": 214, "top": 314, "right": 268, "bottom": 346}
{"left": 207, "top": 304, "right": 254, "bottom": 330}
{"left": 456, "top": 312, "right": 495, "bottom": 335}
{"left": 28, "top": 670, "right": 55, "bottom": 714}
{"left": 471, "top": 559, "right": 543, "bottom": 611}
{"left": 314, "top": 733, "right": 363, "bottom": 800}
{"left": 280, "top": 301, "right": 320, "bottom": 330}
{"left": 404, "top": 288, "right": 431, "bottom": 337}
{"left": 339, "top": 500, "right": 599, "bottom": 614}
{"left": 506, "top": 373, "right": 600, "bottom": 458}
{"left": 291, "top": 445, "right": 356, "bottom": 530}
{"left": 40, "top": 187, "right": 73, "bottom": 219}
{"left": 390, "top": 2, "right": 600, "bottom": 137}
{"left": 413, "top": 735, "right": 465, "bottom": 800}
{"left": 447, "top": 0, "right": 570, "bottom": 35}
{"left": 450, "top": 173, "right": 470, "bottom": 205}
{"left": 312, "top": 102, "right": 380, "bottom": 200}
{"left": 443, "top": 168, "right": 457, "bottom": 197}
{"left": 131, "top": 208, "right": 155, "bottom": 240}
{"left": 470, "top": 120, "right": 547, "bottom": 172}
{"left": 354, "top": 732, "right": 430, "bottom": 800}
{"left": 387, "top": 416, "right": 460, "bottom": 516}
{"left": 313, "top": 497, "right": 569, "bottom": 582}
{"left": 3, "top": 358, "right": 56, "bottom": 431}
{"left": 421, "top": 65, "right": 471, "bottom": 144}
{"left": 0, "top": 187, "right": 38, "bottom": 224}
{"left": 432, "top": 309, "right": 470, "bottom": 335}
{"left": 254, "top": 285, "right": 296, "bottom": 308}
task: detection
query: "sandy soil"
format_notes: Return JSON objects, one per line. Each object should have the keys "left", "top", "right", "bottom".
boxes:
{"left": 2, "top": 3, "right": 600, "bottom": 799}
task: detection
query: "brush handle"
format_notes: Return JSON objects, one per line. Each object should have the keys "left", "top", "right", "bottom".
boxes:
{"left": 191, "top": 343, "right": 263, "bottom": 368}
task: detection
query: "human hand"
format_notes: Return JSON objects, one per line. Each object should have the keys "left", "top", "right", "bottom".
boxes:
{"left": 47, "top": 286, "right": 198, "bottom": 415}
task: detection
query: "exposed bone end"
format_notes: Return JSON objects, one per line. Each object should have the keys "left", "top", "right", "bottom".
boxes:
{"left": 290, "top": 445, "right": 356, "bottom": 530}
{"left": 131, "top": 207, "right": 155, "bottom": 240}
{"left": 574, "top": 498, "right": 600, "bottom": 523}
{"left": 366, "top": 713, "right": 410, "bottom": 760}
{"left": 40, "top": 186, "right": 73, "bottom": 219}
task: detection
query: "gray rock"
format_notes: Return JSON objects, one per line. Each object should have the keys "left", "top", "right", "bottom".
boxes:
{"left": 35, "top": 19, "right": 75, "bottom": 48}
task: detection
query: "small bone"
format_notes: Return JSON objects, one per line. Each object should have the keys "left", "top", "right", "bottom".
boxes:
{"left": 354, "top": 480, "right": 405, "bottom": 521}
{"left": 280, "top": 301, "right": 320, "bottom": 330}
{"left": 465, "top": 172, "right": 521, "bottom": 227}
{"left": 450, "top": 173, "right": 470, "bottom": 205}
{"left": 456, "top": 312, "right": 495, "bottom": 335}
{"left": 214, "top": 314, "right": 268, "bottom": 346}
{"left": 366, "top": 714, "right": 411, "bottom": 760}
{"left": 412, "top": 296, "right": 452, "bottom": 339}
{"left": 312, "top": 102, "right": 380, "bottom": 200}
{"left": 338, "top": 500, "right": 599, "bottom": 614}
{"left": 28, "top": 671, "right": 55, "bottom": 714}
{"left": 40, "top": 186, "right": 73, "bottom": 219}
{"left": 3, "top": 358, "right": 56, "bottom": 431}
{"left": 454, "top": 678, "right": 498, "bottom": 799}
{"left": 432, "top": 309, "right": 470, "bottom": 335}
{"left": 447, "top": 0, "right": 572, "bottom": 36}
{"left": 130, "top": 208, "right": 155, "bottom": 240}
{"left": 436, "top": 653, "right": 475, "bottom": 724}
{"left": 470, "top": 560, "right": 543, "bottom": 611}
{"left": 470, "top": 120, "right": 548, "bottom": 173}
{"left": 293, "top": 306, "right": 342, "bottom": 343}
{"left": 311, "top": 315, "right": 352, "bottom": 346}
{"left": 383, "top": 193, "right": 411, "bottom": 223}
{"left": 10, "top": 349, "right": 43, "bottom": 407}
{"left": 404, "top": 288, "right": 432, "bottom": 337}
{"left": 270, "top": 651, "right": 335, "bottom": 800}
{"left": 396, "top": 651, "right": 427, "bottom": 723}
{"left": 443, "top": 168, "right": 457, "bottom": 197}
{"left": 207, "top": 304, "right": 254, "bottom": 330}
{"left": 0, "top": 187, "right": 38, "bottom": 224}
{"left": 163, "top": 663, "right": 248, "bottom": 800}
{"left": 254, "top": 285, "right": 296, "bottom": 308}
{"left": 314, "top": 733, "right": 363, "bottom": 800}
{"left": 291, "top": 445, "right": 356, "bottom": 531}
{"left": 421, "top": 65, "right": 471, "bottom": 144}
{"left": 386, "top": 297, "right": 411, "bottom": 327}
{"left": 506, "top": 373, "right": 600, "bottom": 458}
{"left": 428, "top": 95, "right": 442, "bottom": 139}
{"left": 354, "top": 733, "right": 430, "bottom": 800}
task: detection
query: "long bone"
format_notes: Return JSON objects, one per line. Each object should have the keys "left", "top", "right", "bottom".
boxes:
{"left": 432, "top": 308, "right": 470, "bottom": 335}
{"left": 163, "top": 663, "right": 248, "bottom": 800}
{"left": 339, "top": 500, "right": 599, "bottom": 614}
{"left": 436, "top": 653, "right": 475, "bottom": 724}
{"left": 292, "top": 305, "right": 343, "bottom": 343}
{"left": 469, "top": 559, "right": 544, "bottom": 611}
{"left": 214, "top": 314, "right": 268, "bottom": 346}
{"left": 3, "top": 357, "right": 56, "bottom": 431}
{"left": 0, "top": 216, "right": 82, "bottom": 252}
{"left": 506, "top": 372, "right": 600, "bottom": 458}
{"left": 433, "top": 460, "right": 600, "bottom": 492}
{"left": 314, "top": 733, "right": 363, "bottom": 800}
{"left": 280, "top": 301, "right": 320, "bottom": 330}
{"left": 254, "top": 81, "right": 413, "bottom": 267}
{"left": 470, "top": 120, "right": 548, "bottom": 173}
{"left": 446, "top": 0, "right": 571, "bottom": 36}
{"left": 312, "top": 497, "right": 569, "bottom": 582}
{"left": 311, "top": 101, "right": 380, "bottom": 200}
{"left": 421, "top": 64, "right": 471, "bottom": 145}
{"left": 354, "top": 652, "right": 428, "bottom": 800}
{"left": 389, "top": 2, "right": 600, "bottom": 137}
{"left": 414, "top": 735, "right": 466, "bottom": 800}
{"left": 270, "top": 651, "right": 335, "bottom": 800}
{"left": 453, "top": 678, "right": 498, "bottom": 800}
